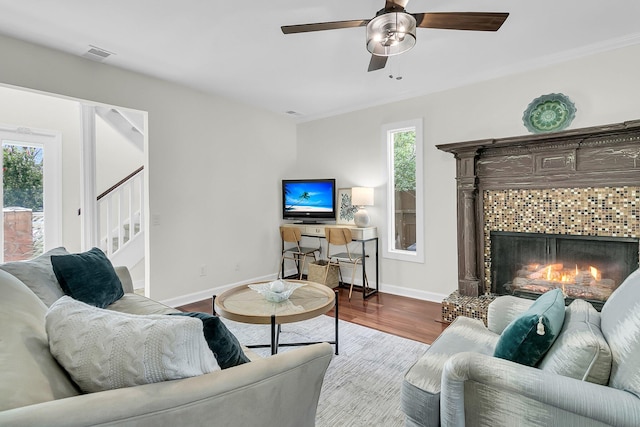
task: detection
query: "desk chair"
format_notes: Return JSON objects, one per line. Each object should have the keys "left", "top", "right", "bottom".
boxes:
{"left": 279, "top": 226, "right": 320, "bottom": 280}
{"left": 324, "top": 227, "right": 369, "bottom": 300}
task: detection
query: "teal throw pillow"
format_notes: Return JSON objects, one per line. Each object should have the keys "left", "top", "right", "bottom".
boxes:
{"left": 493, "top": 288, "right": 566, "bottom": 366}
{"left": 51, "top": 247, "right": 124, "bottom": 308}
{"left": 170, "top": 312, "right": 250, "bottom": 369}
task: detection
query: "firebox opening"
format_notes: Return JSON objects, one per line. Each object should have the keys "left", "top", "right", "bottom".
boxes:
{"left": 490, "top": 231, "right": 639, "bottom": 310}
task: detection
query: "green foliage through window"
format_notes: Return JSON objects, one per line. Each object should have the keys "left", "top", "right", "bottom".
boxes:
{"left": 393, "top": 131, "right": 416, "bottom": 192}
{"left": 3, "top": 144, "right": 44, "bottom": 211}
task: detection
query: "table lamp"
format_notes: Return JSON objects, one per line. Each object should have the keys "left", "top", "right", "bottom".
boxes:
{"left": 351, "top": 187, "right": 374, "bottom": 228}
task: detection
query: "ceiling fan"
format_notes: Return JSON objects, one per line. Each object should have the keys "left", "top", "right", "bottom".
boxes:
{"left": 281, "top": 1, "right": 509, "bottom": 72}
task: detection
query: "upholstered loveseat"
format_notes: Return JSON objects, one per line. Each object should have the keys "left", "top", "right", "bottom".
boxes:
{"left": 402, "top": 268, "right": 640, "bottom": 427}
{"left": 0, "top": 248, "right": 333, "bottom": 426}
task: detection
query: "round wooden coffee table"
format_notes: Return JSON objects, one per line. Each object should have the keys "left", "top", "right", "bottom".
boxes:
{"left": 213, "top": 280, "right": 338, "bottom": 355}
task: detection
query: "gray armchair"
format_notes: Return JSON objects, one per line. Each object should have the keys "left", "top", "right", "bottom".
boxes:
{"left": 402, "top": 268, "right": 640, "bottom": 427}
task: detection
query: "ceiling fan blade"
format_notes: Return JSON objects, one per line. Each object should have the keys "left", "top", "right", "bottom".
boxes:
{"left": 281, "top": 19, "right": 369, "bottom": 34}
{"left": 368, "top": 55, "right": 388, "bottom": 72}
{"left": 385, "top": 0, "right": 410, "bottom": 11}
{"left": 413, "top": 12, "right": 509, "bottom": 31}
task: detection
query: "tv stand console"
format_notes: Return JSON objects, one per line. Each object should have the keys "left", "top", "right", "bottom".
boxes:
{"left": 281, "top": 223, "right": 378, "bottom": 298}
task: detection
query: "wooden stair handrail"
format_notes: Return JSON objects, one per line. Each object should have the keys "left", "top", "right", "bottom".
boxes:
{"left": 97, "top": 166, "right": 144, "bottom": 201}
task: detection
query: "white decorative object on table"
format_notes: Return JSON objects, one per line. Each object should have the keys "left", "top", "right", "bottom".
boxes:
{"left": 270, "top": 279, "right": 285, "bottom": 293}
{"left": 249, "top": 280, "right": 306, "bottom": 303}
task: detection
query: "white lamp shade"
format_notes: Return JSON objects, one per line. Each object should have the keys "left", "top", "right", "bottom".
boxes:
{"left": 351, "top": 187, "right": 374, "bottom": 206}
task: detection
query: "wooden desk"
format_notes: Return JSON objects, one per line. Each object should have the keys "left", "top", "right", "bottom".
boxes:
{"left": 281, "top": 223, "right": 379, "bottom": 298}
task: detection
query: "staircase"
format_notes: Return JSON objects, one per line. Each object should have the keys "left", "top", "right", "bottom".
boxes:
{"left": 97, "top": 167, "right": 144, "bottom": 269}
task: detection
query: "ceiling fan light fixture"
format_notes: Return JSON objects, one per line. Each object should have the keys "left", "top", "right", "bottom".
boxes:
{"left": 366, "top": 12, "right": 416, "bottom": 57}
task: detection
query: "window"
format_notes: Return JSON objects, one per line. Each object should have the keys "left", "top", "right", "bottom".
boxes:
{"left": 383, "top": 119, "right": 424, "bottom": 263}
{"left": 0, "top": 128, "right": 62, "bottom": 262}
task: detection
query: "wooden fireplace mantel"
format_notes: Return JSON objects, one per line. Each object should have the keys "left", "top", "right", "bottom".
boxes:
{"left": 437, "top": 120, "right": 640, "bottom": 296}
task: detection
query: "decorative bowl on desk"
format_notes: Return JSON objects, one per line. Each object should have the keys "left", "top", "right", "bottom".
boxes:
{"left": 249, "top": 280, "right": 306, "bottom": 303}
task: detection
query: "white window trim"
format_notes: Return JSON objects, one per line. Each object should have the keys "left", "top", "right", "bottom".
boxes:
{"left": 382, "top": 118, "right": 424, "bottom": 263}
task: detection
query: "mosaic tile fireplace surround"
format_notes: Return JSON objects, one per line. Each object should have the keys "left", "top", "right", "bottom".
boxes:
{"left": 437, "top": 120, "right": 640, "bottom": 324}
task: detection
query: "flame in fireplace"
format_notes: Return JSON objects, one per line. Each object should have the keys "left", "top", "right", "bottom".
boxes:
{"left": 527, "top": 263, "right": 602, "bottom": 285}
{"left": 512, "top": 263, "right": 614, "bottom": 302}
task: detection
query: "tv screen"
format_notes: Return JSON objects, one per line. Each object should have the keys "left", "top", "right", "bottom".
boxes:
{"left": 282, "top": 179, "right": 336, "bottom": 222}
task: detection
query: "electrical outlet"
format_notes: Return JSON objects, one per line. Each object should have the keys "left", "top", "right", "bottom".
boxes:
{"left": 234, "top": 263, "right": 240, "bottom": 272}
{"left": 199, "top": 264, "right": 207, "bottom": 277}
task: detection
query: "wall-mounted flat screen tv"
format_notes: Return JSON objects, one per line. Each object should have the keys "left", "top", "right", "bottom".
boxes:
{"left": 282, "top": 179, "right": 336, "bottom": 222}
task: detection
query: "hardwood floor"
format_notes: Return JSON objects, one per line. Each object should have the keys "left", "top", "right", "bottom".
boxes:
{"left": 177, "top": 286, "right": 448, "bottom": 345}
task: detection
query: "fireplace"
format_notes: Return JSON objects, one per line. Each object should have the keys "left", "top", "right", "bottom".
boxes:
{"left": 491, "top": 231, "right": 639, "bottom": 310}
{"left": 437, "top": 120, "right": 640, "bottom": 324}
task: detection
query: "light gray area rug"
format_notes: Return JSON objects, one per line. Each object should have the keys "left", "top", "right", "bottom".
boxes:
{"left": 221, "top": 315, "right": 430, "bottom": 427}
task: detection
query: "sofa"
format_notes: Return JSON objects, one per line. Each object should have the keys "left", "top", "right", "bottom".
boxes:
{"left": 402, "top": 268, "right": 640, "bottom": 427}
{"left": 0, "top": 248, "right": 333, "bottom": 426}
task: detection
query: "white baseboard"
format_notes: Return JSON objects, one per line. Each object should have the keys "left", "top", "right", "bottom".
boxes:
{"left": 161, "top": 269, "right": 448, "bottom": 308}
{"left": 331, "top": 270, "right": 448, "bottom": 303}
{"left": 160, "top": 272, "right": 279, "bottom": 308}
{"left": 378, "top": 283, "right": 447, "bottom": 303}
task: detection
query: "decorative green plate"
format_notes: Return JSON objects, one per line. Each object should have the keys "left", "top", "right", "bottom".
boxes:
{"left": 523, "top": 93, "right": 576, "bottom": 134}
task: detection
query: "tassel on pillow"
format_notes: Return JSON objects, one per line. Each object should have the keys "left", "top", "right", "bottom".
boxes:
{"left": 536, "top": 315, "right": 545, "bottom": 336}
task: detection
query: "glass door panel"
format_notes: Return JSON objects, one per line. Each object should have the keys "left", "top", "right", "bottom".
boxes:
{"left": 2, "top": 141, "right": 44, "bottom": 261}
{"left": 0, "top": 127, "right": 60, "bottom": 263}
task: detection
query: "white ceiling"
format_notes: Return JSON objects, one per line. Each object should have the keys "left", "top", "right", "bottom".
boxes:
{"left": 0, "top": 1, "right": 639, "bottom": 122}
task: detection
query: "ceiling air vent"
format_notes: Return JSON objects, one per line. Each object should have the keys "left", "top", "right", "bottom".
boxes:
{"left": 81, "top": 45, "right": 114, "bottom": 62}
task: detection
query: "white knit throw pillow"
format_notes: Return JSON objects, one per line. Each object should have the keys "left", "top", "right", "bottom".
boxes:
{"left": 46, "top": 296, "right": 219, "bottom": 393}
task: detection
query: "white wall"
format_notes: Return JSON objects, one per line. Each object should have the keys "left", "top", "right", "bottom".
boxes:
{"left": 296, "top": 44, "right": 640, "bottom": 301}
{"left": 96, "top": 115, "right": 144, "bottom": 195}
{"left": 0, "top": 34, "right": 297, "bottom": 302}
{"left": 0, "top": 85, "right": 83, "bottom": 252}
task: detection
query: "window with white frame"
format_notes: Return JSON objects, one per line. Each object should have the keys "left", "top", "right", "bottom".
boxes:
{"left": 0, "top": 127, "right": 62, "bottom": 262}
{"left": 383, "top": 119, "right": 424, "bottom": 263}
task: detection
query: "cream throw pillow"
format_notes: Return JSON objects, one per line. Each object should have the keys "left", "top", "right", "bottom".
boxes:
{"left": 539, "top": 299, "right": 612, "bottom": 384}
{"left": 46, "top": 296, "right": 219, "bottom": 393}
